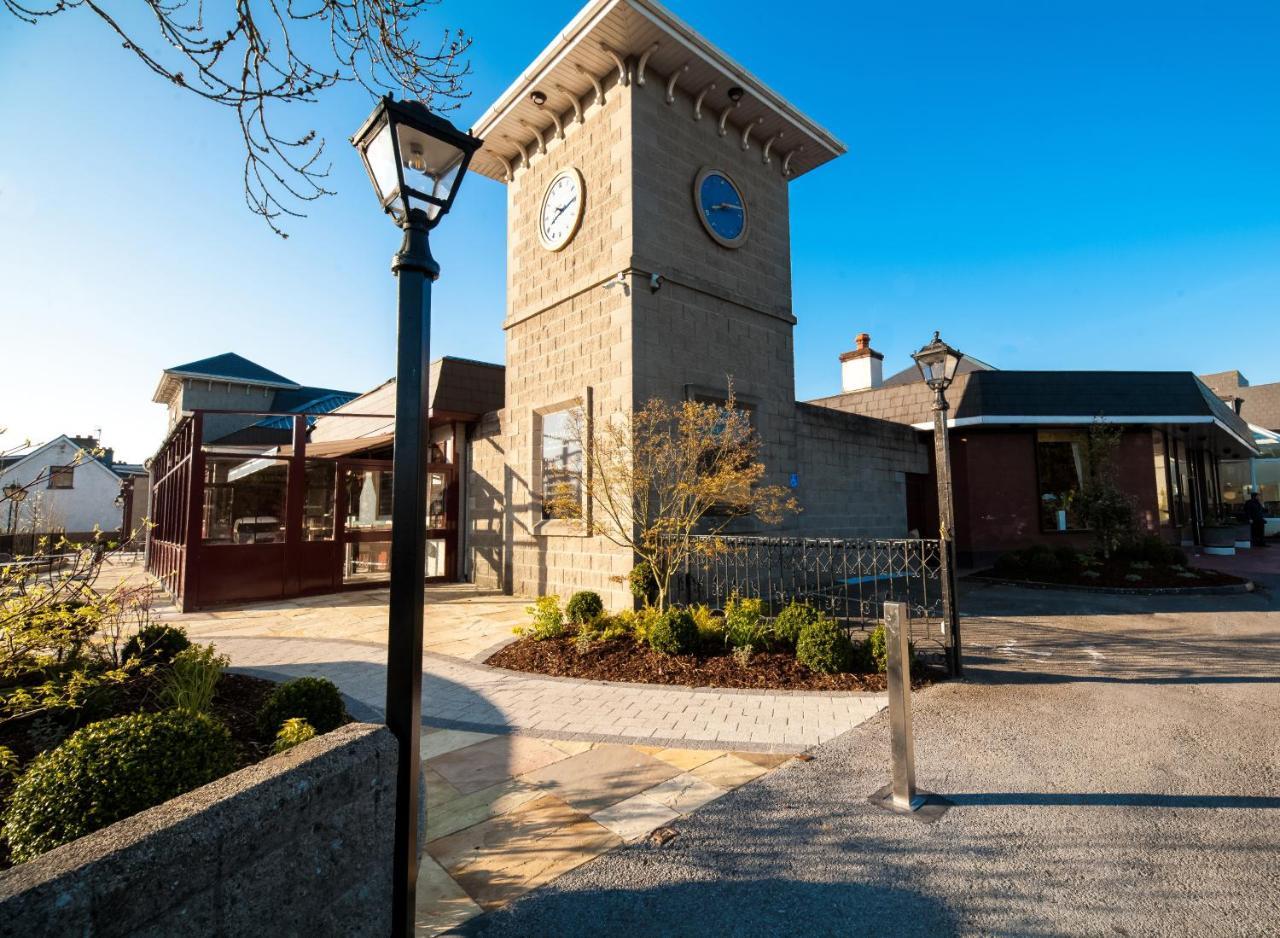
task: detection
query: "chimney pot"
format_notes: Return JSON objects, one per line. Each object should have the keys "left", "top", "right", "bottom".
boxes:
{"left": 839, "top": 331, "right": 884, "bottom": 393}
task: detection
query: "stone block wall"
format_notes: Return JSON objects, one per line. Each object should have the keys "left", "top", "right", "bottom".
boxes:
{"left": 788, "top": 404, "right": 928, "bottom": 537}
{"left": 0, "top": 723, "right": 396, "bottom": 938}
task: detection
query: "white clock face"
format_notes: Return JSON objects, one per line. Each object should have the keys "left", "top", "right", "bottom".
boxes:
{"left": 538, "top": 168, "right": 584, "bottom": 251}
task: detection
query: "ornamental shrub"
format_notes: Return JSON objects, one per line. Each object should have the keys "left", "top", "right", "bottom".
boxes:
{"left": 689, "top": 604, "right": 726, "bottom": 646}
{"left": 866, "top": 623, "right": 916, "bottom": 674}
{"left": 122, "top": 623, "right": 190, "bottom": 666}
{"left": 1, "top": 709, "right": 235, "bottom": 863}
{"left": 724, "top": 595, "right": 765, "bottom": 649}
{"left": 795, "top": 617, "right": 854, "bottom": 674}
{"left": 272, "top": 717, "right": 317, "bottom": 754}
{"left": 518, "top": 595, "right": 566, "bottom": 641}
{"left": 161, "top": 643, "right": 229, "bottom": 714}
{"left": 647, "top": 608, "right": 699, "bottom": 656}
{"left": 771, "top": 602, "right": 821, "bottom": 648}
{"left": 256, "top": 676, "right": 346, "bottom": 737}
{"left": 565, "top": 591, "right": 605, "bottom": 626}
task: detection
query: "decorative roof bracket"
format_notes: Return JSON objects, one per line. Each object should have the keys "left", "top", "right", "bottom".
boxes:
{"left": 717, "top": 101, "right": 738, "bottom": 137}
{"left": 741, "top": 116, "right": 763, "bottom": 151}
{"left": 782, "top": 144, "right": 805, "bottom": 177}
{"left": 510, "top": 137, "right": 530, "bottom": 170}
{"left": 761, "top": 131, "right": 784, "bottom": 164}
{"left": 547, "top": 109, "right": 564, "bottom": 139}
{"left": 495, "top": 153, "right": 513, "bottom": 181}
{"left": 520, "top": 120, "right": 546, "bottom": 154}
{"left": 555, "top": 84, "right": 584, "bottom": 123}
{"left": 636, "top": 43, "right": 660, "bottom": 86}
{"left": 600, "top": 43, "right": 628, "bottom": 86}
{"left": 693, "top": 82, "right": 716, "bottom": 120}
{"left": 665, "top": 62, "right": 689, "bottom": 104}
{"left": 576, "top": 64, "right": 606, "bottom": 107}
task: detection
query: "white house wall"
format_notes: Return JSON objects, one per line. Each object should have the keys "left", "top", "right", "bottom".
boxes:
{"left": 0, "top": 438, "right": 124, "bottom": 538}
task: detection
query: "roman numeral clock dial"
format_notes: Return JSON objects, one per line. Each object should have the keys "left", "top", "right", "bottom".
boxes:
{"left": 538, "top": 168, "right": 585, "bottom": 252}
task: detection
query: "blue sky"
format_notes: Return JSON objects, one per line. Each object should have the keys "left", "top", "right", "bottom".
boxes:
{"left": 1, "top": 0, "right": 1277, "bottom": 461}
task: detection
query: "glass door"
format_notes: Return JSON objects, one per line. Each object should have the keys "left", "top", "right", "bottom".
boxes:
{"left": 339, "top": 461, "right": 394, "bottom": 585}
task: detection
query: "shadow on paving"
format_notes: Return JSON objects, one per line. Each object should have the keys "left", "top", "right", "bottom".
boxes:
{"left": 449, "top": 878, "right": 957, "bottom": 938}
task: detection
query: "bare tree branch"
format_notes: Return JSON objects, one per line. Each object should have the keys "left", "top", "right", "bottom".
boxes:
{"left": 3, "top": 0, "right": 471, "bottom": 236}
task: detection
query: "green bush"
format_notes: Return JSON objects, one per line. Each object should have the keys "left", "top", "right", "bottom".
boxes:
{"left": 1023, "top": 545, "right": 1060, "bottom": 578}
{"left": 122, "top": 624, "right": 190, "bottom": 666}
{"left": 689, "top": 604, "right": 726, "bottom": 645}
{"left": 161, "top": 643, "right": 229, "bottom": 714}
{"left": 724, "top": 595, "right": 765, "bottom": 649}
{"left": 256, "top": 676, "right": 346, "bottom": 736}
{"left": 865, "top": 623, "right": 917, "bottom": 674}
{"left": 795, "top": 617, "right": 854, "bottom": 674}
{"left": 613, "top": 607, "right": 659, "bottom": 645}
{"left": 1053, "top": 546, "right": 1082, "bottom": 573}
{"left": 518, "top": 595, "right": 566, "bottom": 641}
{"left": 272, "top": 717, "right": 317, "bottom": 754}
{"left": 1115, "top": 535, "right": 1186, "bottom": 567}
{"left": 1, "top": 710, "right": 235, "bottom": 863}
{"left": 993, "top": 550, "right": 1025, "bottom": 576}
{"left": 772, "top": 602, "right": 821, "bottom": 648}
{"left": 565, "top": 591, "right": 605, "bottom": 626}
{"left": 868, "top": 623, "right": 889, "bottom": 673}
{"left": 627, "top": 562, "right": 655, "bottom": 604}
{"left": 647, "top": 609, "right": 700, "bottom": 656}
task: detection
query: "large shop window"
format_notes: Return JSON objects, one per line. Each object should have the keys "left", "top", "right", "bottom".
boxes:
{"left": 303, "top": 461, "right": 336, "bottom": 541}
{"left": 202, "top": 456, "right": 288, "bottom": 544}
{"left": 1036, "top": 431, "right": 1087, "bottom": 532}
{"left": 540, "top": 406, "right": 584, "bottom": 521}
{"left": 345, "top": 469, "right": 394, "bottom": 530}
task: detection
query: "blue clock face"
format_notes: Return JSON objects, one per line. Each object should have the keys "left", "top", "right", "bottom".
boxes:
{"left": 698, "top": 171, "right": 746, "bottom": 243}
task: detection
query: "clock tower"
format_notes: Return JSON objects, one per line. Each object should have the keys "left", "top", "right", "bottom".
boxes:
{"left": 465, "top": 0, "right": 846, "bottom": 605}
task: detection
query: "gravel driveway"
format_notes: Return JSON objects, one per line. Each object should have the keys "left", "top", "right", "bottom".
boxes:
{"left": 451, "top": 573, "right": 1280, "bottom": 937}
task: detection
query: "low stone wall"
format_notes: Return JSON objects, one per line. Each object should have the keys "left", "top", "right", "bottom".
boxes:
{"left": 0, "top": 722, "right": 396, "bottom": 938}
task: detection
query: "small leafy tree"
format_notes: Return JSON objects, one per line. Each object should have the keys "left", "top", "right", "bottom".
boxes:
{"left": 546, "top": 391, "right": 799, "bottom": 610}
{"left": 1073, "top": 418, "right": 1135, "bottom": 557}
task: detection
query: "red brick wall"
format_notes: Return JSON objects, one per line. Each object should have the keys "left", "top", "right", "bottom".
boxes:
{"left": 951, "top": 428, "right": 1162, "bottom": 565}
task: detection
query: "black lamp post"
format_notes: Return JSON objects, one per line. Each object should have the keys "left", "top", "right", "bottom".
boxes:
{"left": 912, "top": 331, "right": 964, "bottom": 677}
{"left": 351, "top": 95, "right": 481, "bottom": 938}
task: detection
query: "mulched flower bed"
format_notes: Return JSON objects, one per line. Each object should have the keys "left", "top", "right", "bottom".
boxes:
{"left": 486, "top": 633, "right": 937, "bottom": 692}
{"left": 971, "top": 561, "right": 1247, "bottom": 590}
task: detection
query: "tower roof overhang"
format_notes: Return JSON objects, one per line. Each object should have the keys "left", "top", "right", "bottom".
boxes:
{"left": 468, "top": 0, "right": 846, "bottom": 184}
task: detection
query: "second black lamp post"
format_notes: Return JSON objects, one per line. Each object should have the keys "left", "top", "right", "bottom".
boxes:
{"left": 351, "top": 95, "right": 482, "bottom": 938}
{"left": 912, "top": 331, "right": 964, "bottom": 677}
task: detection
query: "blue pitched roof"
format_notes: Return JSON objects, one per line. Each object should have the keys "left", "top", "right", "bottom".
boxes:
{"left": 166, "top": 353, "right": 297, "bottom": 388}
{"left": 252, "top": 388, "right": 361, "bottom": 430}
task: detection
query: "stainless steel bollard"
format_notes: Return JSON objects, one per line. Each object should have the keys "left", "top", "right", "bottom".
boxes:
{"left": 885, "top": 601, "right": 922, "bottom": 810}
{"left": 868, "top": 601, "right": 948, "bottom": 820}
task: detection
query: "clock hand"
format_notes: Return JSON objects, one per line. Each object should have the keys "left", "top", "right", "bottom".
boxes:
{"left": 550, "top": 197, "right": 577, "bottom": 223}
{"left": 709, "top": 202, "right": 743, "bottom": 212}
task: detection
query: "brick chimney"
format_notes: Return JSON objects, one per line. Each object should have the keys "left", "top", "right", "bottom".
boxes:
{"left": 839, "top": 333, "right": 884, "bottom": 392}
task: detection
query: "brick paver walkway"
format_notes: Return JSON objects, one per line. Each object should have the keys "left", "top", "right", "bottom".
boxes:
{"left": 177, "top": 628, "right": 884, "bottom": 753}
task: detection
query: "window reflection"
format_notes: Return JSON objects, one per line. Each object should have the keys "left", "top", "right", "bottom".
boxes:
{"left": 304, "top": 461, "right": 336, "bottom": 541}
{"left": 203, "top": 456, "right": 288, "bottom": 544}
{"left": 540, "top": 407, "right": 583, "bottom": 520}
{"left": 1035, "top": 431, "right": 1086, "bottom": 531}
{"left": 345, "top": 469, "right": 394, "bottom": 530}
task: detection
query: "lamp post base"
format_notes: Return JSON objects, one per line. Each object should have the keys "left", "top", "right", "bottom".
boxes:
{"left": 867, "top": 784, "right": 952, "bottom": 824}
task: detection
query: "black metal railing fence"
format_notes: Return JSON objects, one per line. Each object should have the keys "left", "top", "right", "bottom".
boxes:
{"left": 667, "top": 535, "right": 952, "bottom": 658}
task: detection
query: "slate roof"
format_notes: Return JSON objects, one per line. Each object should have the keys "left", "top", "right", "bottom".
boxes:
{"left": 811, "top": 370, "right": 1257, "bottom": 453}
{"left": 165, "top": 353, "right": 298, "bottom": 388}
{"left": 881, "top": 354, "right": 998, "bottom": 388}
